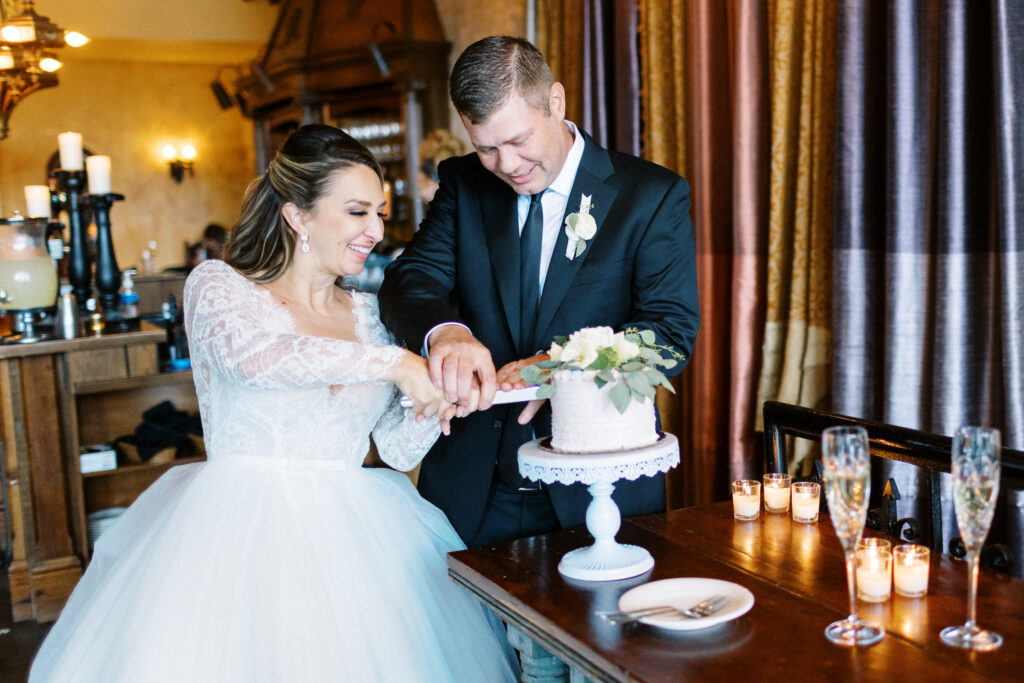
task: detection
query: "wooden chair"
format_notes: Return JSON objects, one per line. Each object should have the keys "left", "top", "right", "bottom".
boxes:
{"left": 762, "top": 400, "right": 1024, "bottom": 575}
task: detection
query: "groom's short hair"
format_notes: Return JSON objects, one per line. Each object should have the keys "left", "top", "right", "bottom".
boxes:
{"left": 449, "top": 35, "right": 554, "bottom": 124}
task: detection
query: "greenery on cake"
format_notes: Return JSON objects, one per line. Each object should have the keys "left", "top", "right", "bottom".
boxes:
{"left": 520, "top": 326, "right": 685, "bottom": 413}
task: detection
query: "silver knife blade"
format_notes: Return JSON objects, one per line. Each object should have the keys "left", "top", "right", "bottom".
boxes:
{"left": 399, "top": 385, "right": 539, "bottom": 409}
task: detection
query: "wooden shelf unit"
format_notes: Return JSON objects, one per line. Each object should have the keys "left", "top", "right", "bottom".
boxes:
{"left": 1, "top": 326, "right": 203, "bottom": 622}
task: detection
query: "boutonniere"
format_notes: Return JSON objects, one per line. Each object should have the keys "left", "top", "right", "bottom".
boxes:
{"left": 564, "top": 194, "right": 596, "bottom": 260}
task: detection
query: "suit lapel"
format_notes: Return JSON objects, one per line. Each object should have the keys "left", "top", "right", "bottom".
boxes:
{"left": 483, "top": 186, "right": 522, "bottom": 346}
{"left": 533, "top": 136, "right": 617, "bottom": 348}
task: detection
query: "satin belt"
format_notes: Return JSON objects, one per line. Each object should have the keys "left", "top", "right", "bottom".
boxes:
{"left": 208, "top": 454, "right": 356, "bottom": 471}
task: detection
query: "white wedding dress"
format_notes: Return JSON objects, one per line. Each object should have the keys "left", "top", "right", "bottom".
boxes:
{"left": 30, "top": 260, "right": 517, "bottom": 683}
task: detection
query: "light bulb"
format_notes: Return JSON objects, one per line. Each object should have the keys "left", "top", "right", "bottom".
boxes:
{"left": 181, "top": 144, "right": 196, "bottom": 161}
{"left": 64, "top": 31, "right": 89, "bottom": 48}
{"left": 162, "top": 145, "right": 177, "bottom": 161}
{"left": 1, "top": 24, "right": 34, "bottom": 43}
{"left": 38, "top": 57, "right": 62, "bottom": 73}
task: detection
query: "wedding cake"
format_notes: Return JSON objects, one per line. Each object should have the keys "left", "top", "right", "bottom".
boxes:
{"left": 522, "top": 326, "right": 678, "bottom": 454}
{"left": 549, "top": 370, "right": 658, "bottom": 453}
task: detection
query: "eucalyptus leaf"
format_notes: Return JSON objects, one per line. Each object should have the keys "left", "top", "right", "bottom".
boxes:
{"left": 639, "top": 329, "right": 656, "bottom": 345}
{"left": 620, "top": 360, "right": 644, "bottom": 373}
{"left": 594, "top": 376, "right": 608, "bottom": 389}
{"left": 589, "top": 353, "right": 610, "bottom": 370}
{"left": 536, "top": 360, "right": 561, "bottom": 368}
{"left": 553, "top": 335, "right": 568, "bottom": 345}
{"left": 575, "top": 239, "right": 587, "bottom": 258}
{"left": 536, "top": 383, "right": 556, "bottom": 399}
{"left": 627, "top": 373, "right": 656, "bottom": 398}
{"left": 520, "top": 365, "right": 544, "bottom": 385}
{"left": 610, "top": 383, "right": 631, "bottom": 414}
{"left": 643, "top": 368, "right": 669, "bottom": 386}
{"left": 597, "top": 369, "right": 614, "bottom": 384}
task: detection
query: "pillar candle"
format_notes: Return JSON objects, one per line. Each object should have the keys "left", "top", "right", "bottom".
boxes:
{"left": 24, "top": 185, "right": 52, "bottom": 218}
{"left": 86, "top": 155, "right": 112, "bottom": 194}
{"left": 58, "top": 132, "right": 84, "bottom": 170}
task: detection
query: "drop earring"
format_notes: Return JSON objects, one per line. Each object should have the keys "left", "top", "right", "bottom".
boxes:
{"left": 300, "top": 233, "right": 310, "bottom": 253}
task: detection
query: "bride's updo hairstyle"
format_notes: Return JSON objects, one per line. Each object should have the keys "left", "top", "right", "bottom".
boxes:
{"left": 225, "top": 123, "right": 382, "bottom": 284}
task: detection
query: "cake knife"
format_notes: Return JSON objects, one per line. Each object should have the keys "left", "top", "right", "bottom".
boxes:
{"left": 399, "top": 385, "right": 539, "bottom": 409}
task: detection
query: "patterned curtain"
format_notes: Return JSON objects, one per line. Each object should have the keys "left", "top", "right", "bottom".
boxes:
{"left": 640, "top": 0, "right": 771, "bottom": 506}
{"left": 754, "top": 0, "right": 837, "bottom": 475}
{"left": 834, "top": 0, "right": 1024, "bottom": 563}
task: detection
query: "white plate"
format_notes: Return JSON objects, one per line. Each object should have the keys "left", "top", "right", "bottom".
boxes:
{"left": 617, "top": 578, "right": 754, "bottom": 631}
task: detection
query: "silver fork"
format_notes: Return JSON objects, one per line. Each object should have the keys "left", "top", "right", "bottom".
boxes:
{"left": 598, "top": 594, "right": 730, "bottom": 625}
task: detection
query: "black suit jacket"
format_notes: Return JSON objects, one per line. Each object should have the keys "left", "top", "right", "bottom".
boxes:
{"left": 379, "top": 131, "right": 699, "bottom": 541}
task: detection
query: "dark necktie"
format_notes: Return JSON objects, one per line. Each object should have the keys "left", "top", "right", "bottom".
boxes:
{"left": 520, "top": 192, "right": 544, "bottom": 355}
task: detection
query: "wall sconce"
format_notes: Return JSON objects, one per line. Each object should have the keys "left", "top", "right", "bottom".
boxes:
{"left": 162, "top": 144, "right": 195, "bottom": 183}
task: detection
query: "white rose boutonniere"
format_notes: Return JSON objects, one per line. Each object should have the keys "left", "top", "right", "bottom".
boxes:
{"left": 564, "top": 193, "right": 597, "bottom": 260}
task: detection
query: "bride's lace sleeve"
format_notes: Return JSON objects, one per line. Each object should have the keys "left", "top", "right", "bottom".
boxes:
{"left": 184, "top": 261, "right": 405, "bottom": 389}
{"left": 371, "top": 387, "right": 441, "bottom": 471}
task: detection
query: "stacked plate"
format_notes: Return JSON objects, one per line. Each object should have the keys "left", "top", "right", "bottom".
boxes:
{"left": 87, "top": 507, "right": 127, "bottom": 550}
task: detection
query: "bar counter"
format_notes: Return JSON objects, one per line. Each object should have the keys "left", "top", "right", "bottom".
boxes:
{"left": 1, "top": 323, "right": 198, "bottom": 622}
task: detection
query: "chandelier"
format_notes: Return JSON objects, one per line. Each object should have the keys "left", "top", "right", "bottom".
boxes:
{"left": 0, "top": 0, "right": 88, "bottom": 139}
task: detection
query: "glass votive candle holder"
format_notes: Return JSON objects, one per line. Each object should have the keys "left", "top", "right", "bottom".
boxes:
{"left": 731, "top": 480, "right": 761, "bottom": 521}
{"left": 763, "top": 473, "right": 792, "bottom": 512}
{"left": 856, "top": 546, "right": 892, "bottom": 602}
{"left": 858, "top": 537, "right": 892, "bottom": 553}
{"left": 893, "top": 544, "right": 930, "bottom": 598}
{"left": 790, "top": 482, "right": 820, "bottom": 523}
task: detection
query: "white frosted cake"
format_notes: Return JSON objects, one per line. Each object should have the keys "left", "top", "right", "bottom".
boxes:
{"left": 549, "top": 370, "right": 658, "bottom": 453}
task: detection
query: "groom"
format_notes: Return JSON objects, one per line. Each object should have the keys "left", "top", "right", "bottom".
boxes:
{"left": 379, "top": 36, "right": 699, "bottom": 547}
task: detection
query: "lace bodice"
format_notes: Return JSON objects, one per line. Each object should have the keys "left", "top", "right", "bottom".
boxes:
{"left": 183, "top": 260, "right": 439, "bottom": 470}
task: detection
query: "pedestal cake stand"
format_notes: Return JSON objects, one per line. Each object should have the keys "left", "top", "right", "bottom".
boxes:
{"left": 518, "top": 434, "right": 679, "bottom": 581}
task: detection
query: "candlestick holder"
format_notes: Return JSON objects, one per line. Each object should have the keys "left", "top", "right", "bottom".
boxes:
{"left": 87, "top": 193, "right": 125, "bottom": 313}
{"left": 54, "top": 170, "right": 90, "bottom": 307}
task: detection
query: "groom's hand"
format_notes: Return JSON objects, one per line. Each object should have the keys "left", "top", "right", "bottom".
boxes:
{"left": 497, "top": 355, "right": 549, "bottom": 426}
{"left": 427, "top": 325, "right": 497, "bottom": 412}
{"left": 496, "top": 354, "right": 549, "bottom": 390}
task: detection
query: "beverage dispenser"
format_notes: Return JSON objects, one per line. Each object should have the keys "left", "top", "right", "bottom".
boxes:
{"left": 0, "top": 214, "right": 60, "bottom": 342}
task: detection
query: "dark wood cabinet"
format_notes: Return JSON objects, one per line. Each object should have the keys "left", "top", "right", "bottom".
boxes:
{"left": 237, "top": 0, "right": 452, "bottom": 248}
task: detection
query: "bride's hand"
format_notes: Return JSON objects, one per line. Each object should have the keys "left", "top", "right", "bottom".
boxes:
{"left": 392, "top": 351, "right": 452, "bottom": 421}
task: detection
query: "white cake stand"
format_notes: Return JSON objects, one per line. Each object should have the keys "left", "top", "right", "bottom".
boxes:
{"left": 518, "top": 434, "right": 679, "bottom": 582}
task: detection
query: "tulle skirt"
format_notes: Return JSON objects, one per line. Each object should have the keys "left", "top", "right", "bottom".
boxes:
{"left": 30, "top": 457, "right": 517, "bottom": 682}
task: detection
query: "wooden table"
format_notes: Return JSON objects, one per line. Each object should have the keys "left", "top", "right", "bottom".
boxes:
{"left": 448, "top": 502, "right": 1023, "bottom": 682}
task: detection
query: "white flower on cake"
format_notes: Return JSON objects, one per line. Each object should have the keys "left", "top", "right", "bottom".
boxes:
{"left": 564, "top": 194, "right": 596, "bottom": 260}
{"left": 520, "top": 326, "right": 686, "bottom": 414}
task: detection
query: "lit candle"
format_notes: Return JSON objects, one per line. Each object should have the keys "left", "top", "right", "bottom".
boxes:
{"left": 24, "top": 185, "right": 51, "bottom": 218}
{"left": 86, "top": 155, "right": 111, "bottom": 194}
{"left": 731, "top": 480, "right": 760, "bottom": 520}
{"left": 893, "top": 544, "right": 930, "bottom": 598}
{"left": 58, "top": 131, "right": 83, "bottom": 170}
{"left": 791, "top": 482, "right": 820, "bottom": 523}
{"left": 856, "top": 547, "right": 892, "bottom": 602}
{"left": 763, "top": 473, "right": 791, "bottom": 512}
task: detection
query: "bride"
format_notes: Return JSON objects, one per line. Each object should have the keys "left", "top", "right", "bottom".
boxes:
{"left": 30, "top": 124, "right": 517, "bottom": 682}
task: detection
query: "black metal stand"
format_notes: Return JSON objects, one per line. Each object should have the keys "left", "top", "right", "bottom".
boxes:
{"left": 88, "top": 193, "right": 125, "bottom": 313}
{"left": 867, "top": 477, "right": 922, "bottom": 542}
{"left": 54, "top": 170, "right": 90, "bottom": 307}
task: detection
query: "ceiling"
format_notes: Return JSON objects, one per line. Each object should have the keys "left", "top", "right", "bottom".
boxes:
{"left": 30, "top": 0, "right": 281, "bottom": 64}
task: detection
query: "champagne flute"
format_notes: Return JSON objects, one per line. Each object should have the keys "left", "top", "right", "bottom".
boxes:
{"left": 822, "top": 426, "right": 884, "bottom": 646}
{"left": 941, "top": 426, "right": 1002, "bottom": 651}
